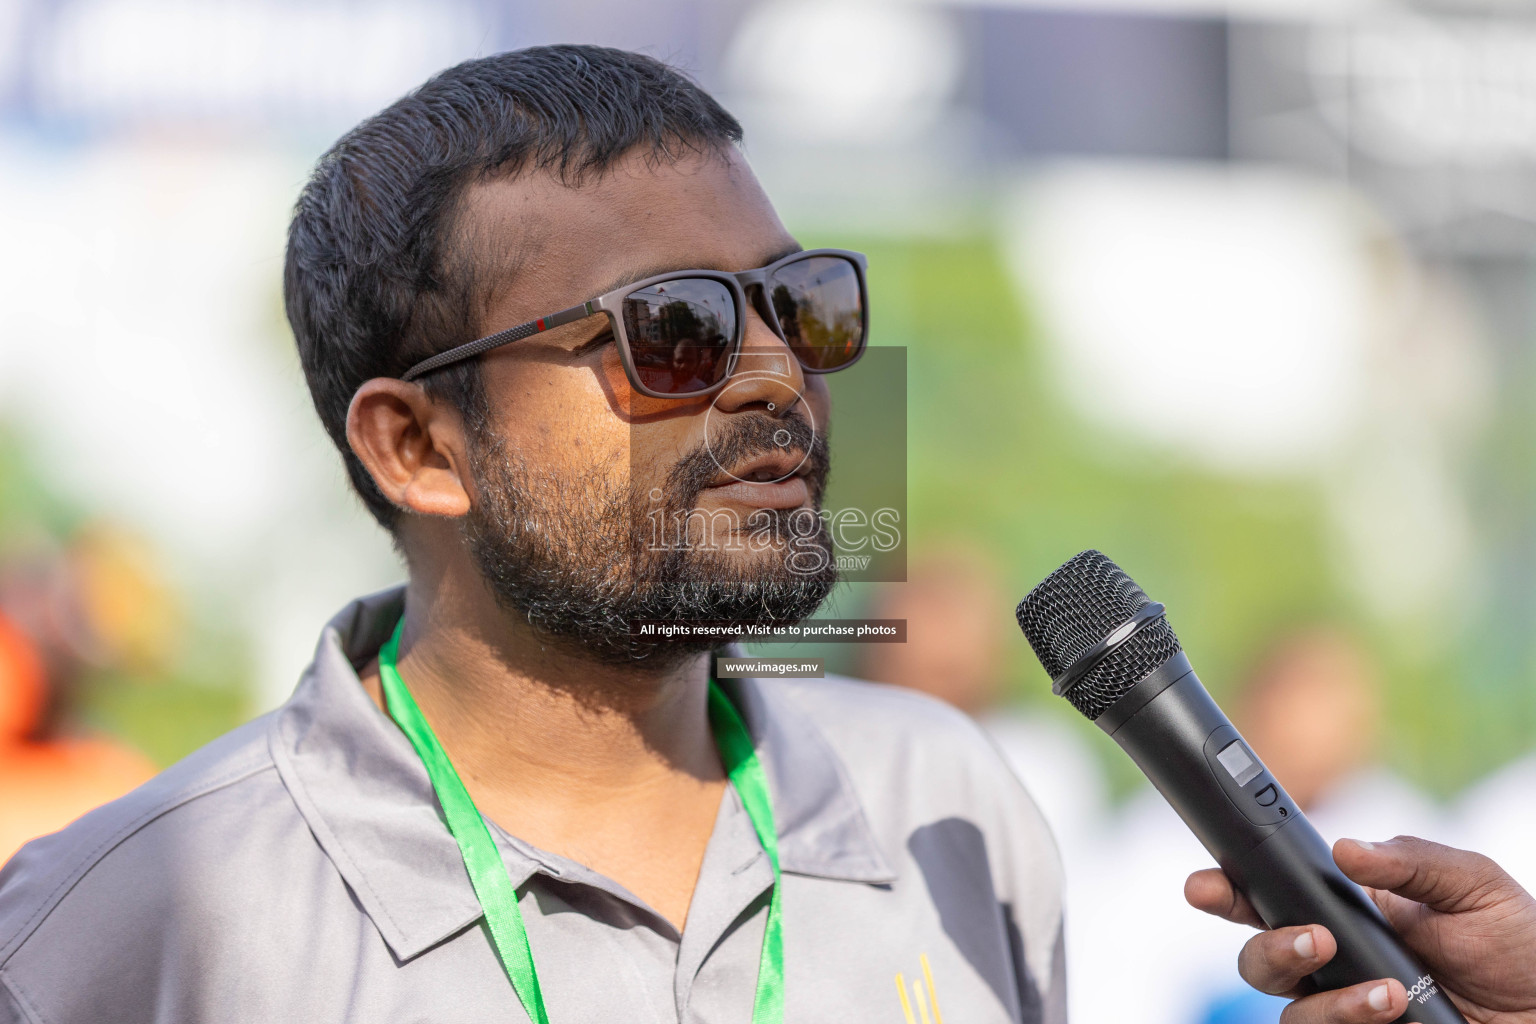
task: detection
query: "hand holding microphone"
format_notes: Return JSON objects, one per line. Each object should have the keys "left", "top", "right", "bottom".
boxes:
{"left": 1015, "top": 551, "right": 1473, "bottom": 1024}
{"left": 1187, "top": 834, "right": 1536, "bottom": 1024}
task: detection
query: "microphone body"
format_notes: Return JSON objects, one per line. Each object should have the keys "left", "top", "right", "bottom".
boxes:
{"left": 1016, "top": 552, "right": 1462, "bottom": 1024}
{"left": 1103, "top": 655, "right": 1452, "bottom": 1019}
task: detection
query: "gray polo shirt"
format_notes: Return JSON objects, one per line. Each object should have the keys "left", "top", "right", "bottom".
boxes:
{"left": 0, "top": 588, "right": 1066, "bottom": 1024}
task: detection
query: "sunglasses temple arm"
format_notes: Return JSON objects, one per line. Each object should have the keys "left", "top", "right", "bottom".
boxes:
{"left": 400, "top": 300, "right": 599, "bottom": 382}
{"left": 541, "top": 300, "right": 600, "bottom": 331}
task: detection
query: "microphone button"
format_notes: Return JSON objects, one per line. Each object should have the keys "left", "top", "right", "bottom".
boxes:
{"left": 1254, "top": 784, "right": 1279, "bottom": 807}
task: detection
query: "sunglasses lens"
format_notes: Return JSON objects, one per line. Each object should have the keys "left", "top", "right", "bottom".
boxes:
{"left": 768, "top": 255, "right": 865, "bottom": 371}
{"left": 622, "top": 278, "right": 738, "bottom": 395}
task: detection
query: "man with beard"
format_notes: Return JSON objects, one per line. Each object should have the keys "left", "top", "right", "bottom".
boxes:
{"left": 0, "top": 46, "right": 1064, "bottom": 1024}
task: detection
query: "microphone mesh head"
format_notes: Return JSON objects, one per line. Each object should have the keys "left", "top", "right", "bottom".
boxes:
{"left": 1015, "top": 550, "right": 1183, "bottom": 720}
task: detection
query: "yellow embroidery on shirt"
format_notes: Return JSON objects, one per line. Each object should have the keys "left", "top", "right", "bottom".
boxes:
{"left": 895, "top": 972, "right": 917, "bottom": 1024}
{"left": 921, "top": 953, "right": 946, "bottom": 1024}
{"left": 895, "top": 954, "right": 945, "bottom": 1024}
{"left": 913, "top": 978, "right": 934, "bottom": 1024}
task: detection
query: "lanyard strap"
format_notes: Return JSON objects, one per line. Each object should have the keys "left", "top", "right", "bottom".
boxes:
{"left": 377, "top": 616, "right": 784, "bottom": 1024}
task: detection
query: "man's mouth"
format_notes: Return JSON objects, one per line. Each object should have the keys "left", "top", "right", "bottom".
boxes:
{"left": 700, "top": 450, "right": 813, "bottom": 510}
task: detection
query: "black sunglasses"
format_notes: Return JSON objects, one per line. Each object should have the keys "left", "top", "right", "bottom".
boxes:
{"left": 400, "top": 248, "right": 869, "bottom": 398}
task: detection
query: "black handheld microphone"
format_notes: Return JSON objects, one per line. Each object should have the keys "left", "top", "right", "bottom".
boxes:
{"left": 1015, "top": 550, "right": 1463, "bottom": 1024}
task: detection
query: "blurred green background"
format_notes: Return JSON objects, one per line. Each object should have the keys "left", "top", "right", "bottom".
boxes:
{"left": 780, "top": 233, "right": 1535, "bottom": 801}
{"left": 1, "top": 231, "right": 1527, "bottom": 802}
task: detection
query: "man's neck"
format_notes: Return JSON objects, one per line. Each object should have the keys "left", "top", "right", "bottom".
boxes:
{"left": 356, "top": 574, "right": 728, "bottom": 930}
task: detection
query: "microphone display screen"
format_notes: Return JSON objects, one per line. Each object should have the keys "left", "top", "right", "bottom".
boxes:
{"left": 1216, "top": 740, "right": 1263, "bottom": 786}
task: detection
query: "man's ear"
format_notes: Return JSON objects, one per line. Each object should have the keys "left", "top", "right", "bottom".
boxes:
{"left": 346, "top": 379, "right": 474, "bottom": 518}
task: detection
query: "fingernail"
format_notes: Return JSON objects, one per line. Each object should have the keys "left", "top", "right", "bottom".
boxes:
{"left": 1345, "top": 838, "right": 1376, "bottom": 851}
{"left": 1293, "top": 931, "right": 1316, "bottom": 959}
{"left": 1367, "top": 984, "right": 1391, "bottom": 1012}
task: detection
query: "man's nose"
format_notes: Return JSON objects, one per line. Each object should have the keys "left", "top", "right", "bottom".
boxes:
{"left": 711, "top": 299, "right": 806, "bottom": 416}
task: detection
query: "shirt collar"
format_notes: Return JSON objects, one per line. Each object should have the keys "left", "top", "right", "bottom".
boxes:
{"left": 269, "top": 586, "right": 895, "bottom": 963}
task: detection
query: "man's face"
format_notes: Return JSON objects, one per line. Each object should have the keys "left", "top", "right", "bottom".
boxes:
{"left": 450, "top": 147, "right": 838, "bottom": 662}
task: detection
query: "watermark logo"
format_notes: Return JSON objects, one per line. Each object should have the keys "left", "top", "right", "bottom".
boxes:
{"left": 701, "top": 364, "right": 816, "bottom": 484}
{"left": 644, "top": 500, "right": 902, "bottom": 577}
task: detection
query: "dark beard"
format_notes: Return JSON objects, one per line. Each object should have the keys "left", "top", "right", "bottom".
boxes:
{"left": 461, "top": 413, "right": 838, "bottom": 668}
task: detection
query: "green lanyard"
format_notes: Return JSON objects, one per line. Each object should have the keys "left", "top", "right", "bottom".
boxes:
{"left": 377, "top": 617, "right": 784, "bottom": 1024}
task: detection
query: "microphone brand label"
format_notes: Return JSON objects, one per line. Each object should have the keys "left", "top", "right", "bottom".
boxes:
{"left": 1406, "top": 974, "right": 1440, "bottom": 1004}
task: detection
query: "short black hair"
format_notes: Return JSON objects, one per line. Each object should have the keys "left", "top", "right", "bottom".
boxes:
{"left": 283, "top": 45, "right": 744, "bottom": 530}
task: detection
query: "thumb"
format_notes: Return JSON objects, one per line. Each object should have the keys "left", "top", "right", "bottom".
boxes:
{"left": 1333, "top": 836, "right": 1511, "bottom": 913}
